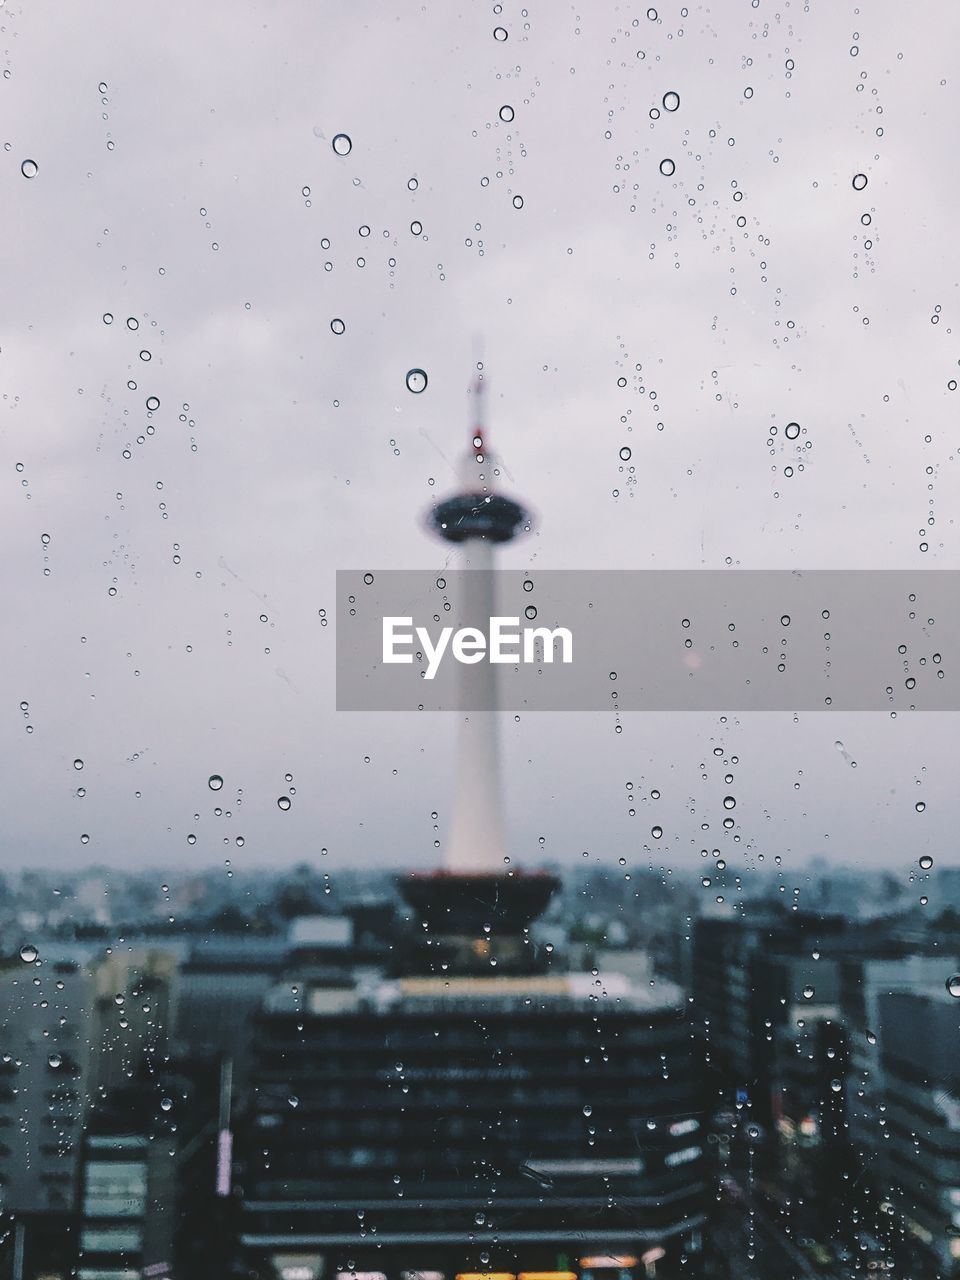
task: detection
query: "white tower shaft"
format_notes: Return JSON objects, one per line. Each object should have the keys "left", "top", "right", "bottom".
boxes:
{"left": 444, "top": 538, "right": 506, "bottom": 873}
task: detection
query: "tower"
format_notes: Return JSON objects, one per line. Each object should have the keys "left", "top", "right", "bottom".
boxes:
{"left": 399, "top": 379, "right": 559, "bottom": 960}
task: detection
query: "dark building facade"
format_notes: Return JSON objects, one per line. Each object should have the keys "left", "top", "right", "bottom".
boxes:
{"left": 236, "top": 967, "right": 706, "bottom": 1280}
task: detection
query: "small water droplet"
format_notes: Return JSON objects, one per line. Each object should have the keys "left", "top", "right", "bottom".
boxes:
{"left": 330, "top": 318, "right": 346, "bottom": 335}
{"left": 582, "top": 1104, "right": 593, "bottom": 1117}
{"left": 73, "top": 758, "right": 84, "bottom": 771}
{"left": 947, "top": 974, "right": 960, "bottom": 998}
{"left": 48, "top": 1052, "right": 62, "bottom": 1068}
{"left": 512, "top": 194, "right": 524, "bottom": 209}
{"left": 160, "top": 1096, "right": 173, "bottom": 1111}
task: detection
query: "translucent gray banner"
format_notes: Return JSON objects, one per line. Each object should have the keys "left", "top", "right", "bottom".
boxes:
{"left": 335, "top": 571, "right": 956, "bottom": 711}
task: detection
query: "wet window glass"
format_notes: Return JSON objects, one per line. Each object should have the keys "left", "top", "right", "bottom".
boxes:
{"left": 5, "top": 4, "right": 959, "bottom": 1280}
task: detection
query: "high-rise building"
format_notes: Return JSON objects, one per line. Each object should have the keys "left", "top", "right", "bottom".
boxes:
{"left": 235, "top": 387, "right": 708, "bottom": 1280}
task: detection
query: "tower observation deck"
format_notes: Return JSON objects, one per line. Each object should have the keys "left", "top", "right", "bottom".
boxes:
{"left": 400, "top": 380, "right": 559, "bottom": 945}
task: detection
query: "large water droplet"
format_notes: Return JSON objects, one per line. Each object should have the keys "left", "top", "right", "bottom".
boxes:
{"left": 651, "top": 825, "right": 663, "bottom": 839}
{"left": 582, "top": 1104, "right": 593, "bottom": 1117}
{"left": 332, "top": 133, "right": 352, "bottom": 156}
{"left": 208, "top": 774, "right": 224, "bottom": 791}
{"left": 499, "top": 105, "right": 515, "bottom": 122}
{"left": 723, "top": 795, "right": 736, "bottom": 810}
{"left": 330, "top": 318, "right": 346, "bottom": 335}
{"left": 852, "top": 172, "right": 868, "bottom": 190}
{"left": 19, "top": 944, "right": 38, "bottom": 963}
{"left": 785, "top": 422, "right": 800, "bottom": 440}
{"left": 662, "top": 91, "right": 680, "bottom": 112}
{"left": 406, "top": 368, "right": 428, "bottom": 394}
{"left": 20, "top": 159, "right": 38, "bottom": 179}
{"left": 146, "top": 396, "right": 160, "bottom": 411}
{"left": 659, "top": 158, "right": 676, "bottom": 176}
{"left": 278, "top": 795, "right": 292, "bottom": 811}
{"left": 48, "top": 1052, "right": 62, "bottom": 1069}
{"left": 160, "top": 1097, "right": 173, "bottom": 1112}
{"left": 802, "top": 985, "right": 815, "bottom": 999}
{"left": 919, "top": 855, "right": 934, "bottom": 870}
{"left": 493, "top": 26, "right": 508, "bottom": 40}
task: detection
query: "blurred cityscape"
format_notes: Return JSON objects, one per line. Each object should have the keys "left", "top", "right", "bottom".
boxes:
{"left": 0, "top": 855, "right": 957, "bottom": 1280}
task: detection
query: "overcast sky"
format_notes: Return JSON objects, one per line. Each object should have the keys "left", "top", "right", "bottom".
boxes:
{"left": 3, "top": 0, "right": 960, "bottom": 885}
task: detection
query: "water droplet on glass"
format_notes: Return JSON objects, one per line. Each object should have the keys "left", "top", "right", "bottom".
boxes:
{"left": 208, "top": 774, "right": 224, "bottom": 791}
{"left": 493, "top": 26, "right": 508, "bottom": 40}
{"left": 20, "top": 159, "right": 38, "bottom": 179}
{"left": 659, "top": 158, "right": 676, "bottom": 176}
{"left": 920, "top": 855, "right": 934, "bottom": 870}
{"left": 102, "top": 313, "right": 113, "bottom": 325}
{"left": 947, "top": 975, "right": 960, "bottom": 998}
{"left": 916, "top": 801, "right": 926, "bottom": 813}
{"left": 332, "top": 133, "right": 352, "bottom": 156}
{"left": 407, "top": 177, "right": 419, "bottom": 191}
{"left": 802, "top": 985, "right": 815, "bottom": 999}
{"left": 499, "top": 105, "right": 515, "bottom": 122}
{"left": 619, "top": 446, "right": 632, "bottom": 461}
{"left": 512, "top": 194, "right": 524, "bottom": 209}
{"left": 278, "top": 795, "right": 292, "bottom": 811}
{"left": 582, "top": 1104, "right": 593, "bottom": 1117}
{"left": 160, "top": 1096, "right": 173, "bottom": 1112}
{"left": 330, "top": 318, "right": 346, "bottom": 335}
{"left": 723, "top": 795, "right": 736, "bottom": 810}
{"left": 651, "top": 825, "right": 663, "bottom": 839}
{"left": 852, "top": 173, "right": 868, "bottom": 190}
{"left": 866, "top": 1029, "right": 877, "bottom": 1045}
{"left": 662, "top": 91, "right": 680, "bottom": 111}
{"left": 406, "top": 368, "right": 428, "bottom": 394}
{"left": 146, "top": 396, "right": 160, "bottom": 411}
{"left": 73, "top": 758, "right": 84, "bottom": 771}
{"left": 48, "top": 1052, "right": 62, "bottom": 1068}
{"left": 785, "top": 422, "right": 800, "bottom": 440}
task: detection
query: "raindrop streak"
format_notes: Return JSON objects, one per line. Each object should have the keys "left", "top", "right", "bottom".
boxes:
{"left": 852, "top": 173, "right": 868, "bottom": 190}
{"left": 20, "top": 159, "right": 38, "bottom": 179}
{"left": 659, "top": 158, "right": 676, "bottom": 176}
{"left": 208, "top": 774, "right": 224, "bottom": 791}
{"left": 332, "top": 133, "right": 352, "bottom": 156}
{"left": 406, "top": 368, "right": 428, "bottom": 394}
{"left": 662, "top": 91, "right": 680, "bottom": 112}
